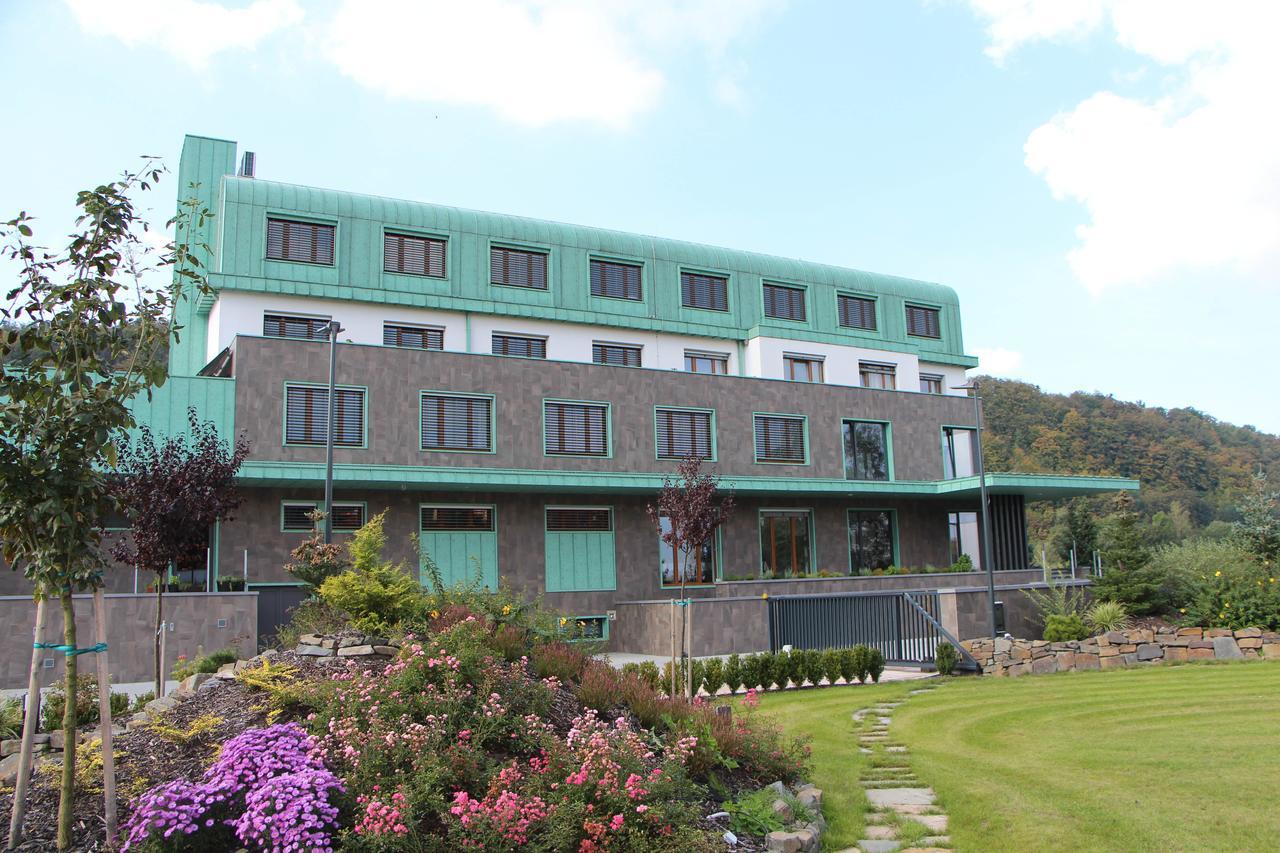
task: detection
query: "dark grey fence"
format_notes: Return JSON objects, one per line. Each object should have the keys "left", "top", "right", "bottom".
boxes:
{"left": 766, "top": 590, "right": 975, "bottom": 669}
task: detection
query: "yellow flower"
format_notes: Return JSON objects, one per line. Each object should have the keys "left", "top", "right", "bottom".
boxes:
{"left": 1271, "top": 578, "right": 1276, "bottom": 583}
{"left": 559, "top": 617, "right": 568, "bottom": 626}
{"left": 502, "top": 604, "right": 512, "bottom": 616}
{"left": 429, "top": 610, "right": 439, "bottom": 619}
{"left": 1214, "top": 571, "right": 1222, "bottom": 577}
{"left": 1179, "top": 608, "right": 1186, "bottom": 614}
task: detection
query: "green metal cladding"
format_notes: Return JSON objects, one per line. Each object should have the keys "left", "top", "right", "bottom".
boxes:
{"left": 125, "top": 375, "right": 236, "bottom": 443}
{"left": 419, "top": 526, "right": 499, "bottom": 590}
{"left": 168, "top": 135, "right": 978, "bottom": 377}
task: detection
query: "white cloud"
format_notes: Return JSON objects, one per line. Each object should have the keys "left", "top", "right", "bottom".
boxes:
{"left": 967, "top": 0, "right": 1280, "bottom": 292}
{"left": 65, "top": 0, "right": 304, "bottom": 68}
{"left": 322, "top": 0, "right": 783, "bottom": 128}
{"left": 972, "top": 346, "right": 1024, "bottom": 376}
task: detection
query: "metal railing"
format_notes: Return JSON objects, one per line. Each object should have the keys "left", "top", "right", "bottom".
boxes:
{"left": 766, "top": 589, "right": 977, "bottom": 670}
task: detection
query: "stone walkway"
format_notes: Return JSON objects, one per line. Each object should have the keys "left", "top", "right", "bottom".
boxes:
{"left": 836, "top": 684, "right": 952, "bottom": 853}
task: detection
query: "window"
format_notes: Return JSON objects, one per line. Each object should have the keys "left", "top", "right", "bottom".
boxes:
{"left": 843, "top": 420, "right": 890, "bottom": 481}
{"left": 282, "top": 501, "right": 365, "bottom": 532}
{"left": 684, "top": 351, "right": 728, "bottom": 374}
{"left": 658, "top": 515, "right": 716, "bottom": 586}
{"left": 284, "top": 385, "right": 364, "bottom": 447}
{"left": 906, "top": 304, "right": 941, "bottom": 338}
{"left": 943, "top": 427, "right": 977, "bottom": 479}
{"left": 920, "top": 373, "right": 944, "bottom": 394}
{"left": 849, "top": 510, "right": 895, "bottom": 574}
{"left": 384, "top": 323, "right": 443, "bottom": 350}
{"left": 567, "top": 616, "right": 608, "bottom": 641}
{"left": 590, "top": 259, "right": 642, "bottom": 300}
{"left": 490, "top": 246, "right": 548, "bottom": 290}
{"left": 948, "top": 511, "right": 982, "bottom": 569}
{"left": 266, "top": 218, "right": 334, "bottom": 265}
{"left": 421, "top": 505, "right": 494, "bottom": 531}
{"left": 383, "top": 232, "right": 446, "bottom": 277}
{"left": 264, "top": 314, "right": 330, "bottom": 341}
{"left": 763, "top": 283, "right": 806, "bottom": 321}
{"left": 592, "top": 342, "right": 642, "bottom": 367}
{"left": 681, "top": 271, "right": 728, "bottom": 311}
{"left": 759, "top": 510, "right": 812, "bottom": 578}
{"left": 545, "top": 401, "right": 609, "bottom": 457}
{"left": 420, "top": 393, "right": 493, "bottom": 452}
{"left": 753, "top": 414, "right": 806, "bottom": 464}
{"left": 492, "top": 333, "right": 547, "bottom": 359}
{"left": 655, "top": 407, "right": 714, "bottom": 460}
{"left": 785, "top": 355, "right": 824, "bottom": 383}
{"left": 546, "top": 507, "right": 613, "bottom": 531}
{"left": 838, "top": 294, "right": 877, "bottom": 331}
{"left": 859, "top": 361, "right": 897, "bottom": 390}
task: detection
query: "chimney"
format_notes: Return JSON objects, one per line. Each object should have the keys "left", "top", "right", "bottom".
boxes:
{"left": 238, "top": 151, "right": 256, "bottom": 178}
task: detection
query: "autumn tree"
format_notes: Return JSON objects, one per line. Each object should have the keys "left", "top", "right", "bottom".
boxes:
{"left": 1233, "top": 470, "right": 1280, "bottom": 568}
{"left": 111, "top": 408, "right": 250, "bottom": 698}
{"left": 0, "top": 162, "right": 208, "bottom": 848}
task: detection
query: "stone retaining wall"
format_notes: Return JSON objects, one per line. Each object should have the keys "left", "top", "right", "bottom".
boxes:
{"left": 963, "top": 627, "right": 1280, "bottom": 676}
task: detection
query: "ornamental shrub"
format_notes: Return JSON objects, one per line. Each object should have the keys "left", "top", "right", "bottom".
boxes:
{"left": 934, "top": 641, "right": 960, "bottom": 676}
{"left": 723, "top": 654, "right": 744, "bottom": 694}
{"left": 637, "top": 660, "right": 661, "bottom": 691}
{"left": 1085, "top": 600, "right": 1132, "bottom": 634}
{"left": 576, "top": 661, "right": 622, "bottom": 712}
{"left": 41, "top": 674, "right": 127, "bottom": 733}
{"left": 530, "top": 641, "right": 588, "bottom": 683}
{"left": 821, "top": 648, "right": 843, "bottom": 686}
{"left": 1042, "top": 613, "right": 1091, "bottom": 642}
{"left": 837, "top": 647, "right": 860, "bottom": 684}
{"left": 765, "top": 651, "right": 791, "bottom": 690}
{"left": 739, "top": 653, "right": 763, "bottom": 691}
{"left": 701, "top": 657, "right": 725, "bottom": 696}
{"left": 865, "top": 648, "right": 886, "bottom": 683}
{"left": 799, "top": 648, "right": 825, "bottom": 687}
{"left": 1181, "top": 562, "right": 1280, "bottom": 630}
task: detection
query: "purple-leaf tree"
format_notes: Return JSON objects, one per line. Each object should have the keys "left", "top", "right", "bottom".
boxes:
{"left": 111, "top": 407, "right": 250, "bottom": 698}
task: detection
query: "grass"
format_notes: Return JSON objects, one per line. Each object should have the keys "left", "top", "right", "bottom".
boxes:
{"left": 754, "top": 681, "right": 918, "bottom": 848}
{"left": 763, "top": 660, "right": 1280, "bottom": 853}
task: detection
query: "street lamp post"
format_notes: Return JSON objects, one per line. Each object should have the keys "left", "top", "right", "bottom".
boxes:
{"left": 322, "top": 321, "right": 344, "bottom": 544}
{"left": 954, "top": 380, "right": 999, "bottom": 638}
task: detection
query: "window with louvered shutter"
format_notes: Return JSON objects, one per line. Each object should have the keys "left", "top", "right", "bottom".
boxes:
{"left": 546, "top": 508, "right": 612, "bottom": 532}
{"left": 421, "top": 506, "right": 494, "bottom": 531}
{"left": 420, "top": 394, "right": 493, "bottom": 452}
{"left": 281, "top": 503, "right": 316, "bottom": 532}
{"left": 763, "top": 283, "right": 806, "bottom": 321}
{"left": 592, "top": 343, "right": 642, "bottom": 367}
{"left": 838, "top": 294, "right": 877, "bottom": 330}
{"left": 384, "top": 232, "right": 446, "bottom": 277}
{"left": 681, "top": 272, "right": 728, "bottom": 311}
{"left": 859, "top": 361, "right": 897, "bottom": 390}
{"left": 331, "top": 504, "right": 366, "bottom": 531}
{"left": 264, "top": 314, "right": 330, "bottom": 341}
{"left": 906, "top": 304, "right": 941, "bottom": 338}
{"left": 753, "top": 414, "right": 806, "bottom": 463}
{"left": 490, "top": 246, "right": 548, "bottom": 289}
{"left": 384, "top": 323, "right": 443, "bottom": 350}
{"left": 655, "top": 408, "right": 713, "bottom": 460}
{"left": 284, "top": 385, "right": 364, "bottom": 447}
{"left": 590, "top": 259, "right": 642, "bottom": 300}
{"left": 266, "top": 218, "right": 335, "bottom": 265}
{"left": 544, "top": 401, "right": 609, "bottom": 456}
{"left": 492, "top": 334, "right": 547, "bottom": 358}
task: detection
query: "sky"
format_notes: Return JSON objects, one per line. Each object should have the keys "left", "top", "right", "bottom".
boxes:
{"left": 2, "top": 0, "right": 1277, "bottom": 433}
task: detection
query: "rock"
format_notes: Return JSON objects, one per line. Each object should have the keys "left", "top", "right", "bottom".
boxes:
{"left": 1006, "top": 662, "right": 1030, "bottom": 677}
{"left": 1165, "top": 647, "right": 1188, "bottom": 662}
{"left": 372, "top": 645, "right": 399, "bottom": 656}
{"left": 1213, "top": 636, "right": 1244, "bottom": 659}
{"left": 1177, "top": 627, "right": 1203, "bottom": 638}
{"left": 863, "top": 825, "right": 896, "bottom": 840}
{"left": 770, "top": 798, "right": 794, "bottom": 822}
{"left": 793, "top": 828, "right": 817, "bottom": 850}
{"left": 1031, "top": 656, "right": 1057, "bottom": 674}
{"left": 298, "top": 633, "right": 325, "bottom": 646}
{"left": 916, "top": 814, "right": 948, "bottom": 832}
{"left": 33, "top": 733, "right": 49, "bottom": 745}
{"left": 295, "top": 644, "right": 334, "bottom": 657}
{"left": 1075, "top": 654, "right": 1101, "bottom": 670}
{"left": 723, "top": 830, "right": 738, "bottom": 846}
{"left": 337, "top": 644, "right": 378, "bottom": 657}
{"left": 1238, "top": 637, "right": 1263, "bottom": 649}
{"left": 765, "top": 831, "right": 805, "bottom": 852}
{"left": 1234, "top": 627, "right": 1262, "bottom": 639}
{"left": 1189, "top": 640, "right": 1215, "bottom": 649}
{"left": 0, "top": 739, "right": 19, "bottom": 757}
{"left": 177, "top": 673, "right": 212, "bottom": 696}
{"left": 1136, "top": 644, "right": 1163, "bottom": 661}
{"left": 0, "top": 752, "right": 24, "bottom": 785}
{"left": 994, "top": 637, "right": 1012, "bottom": 654}
{"left": 796, "top": 786, "right": 823, "bottom": 809}
{"left": 143, "top": 695, "right": 180, "bottom": 716}
{"left": 1100, "top": 655, "right": 1127, "bottom": 670}
{"left": 215, "top": 662, "right": 238, "bottom": 678}
{"left": 767, "top": 780, "right": 789, "bottom": 798}
{"left": 1105, "top": 631, "right": 1126, "bottom": 645}
{"left": 338, "top": 636, "right": 365, "bottom": 649}
{"left": 857, "top": 841, "right": 901, "bottom": 853}
{"left": 1262, "top": 644, "right": 1280, "bottom": 659}
{"left": 49, "top": 730, "right": 65, "bottom": 750}
{"left": 1206, "top": 628, "right": 1233, "bottom": 638}
{"left": 1098, "top": 646, "right": 1119, "bottom": 657}
{"left": 1187, "top": 647, "right": 1215, "bottom": 660}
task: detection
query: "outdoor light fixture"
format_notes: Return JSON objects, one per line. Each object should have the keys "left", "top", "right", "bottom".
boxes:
{"left": 322, "top": 321, "right": 345, "bottom": 544}
{"left": 952, "top": 380, "right": 999, "bottom": 638}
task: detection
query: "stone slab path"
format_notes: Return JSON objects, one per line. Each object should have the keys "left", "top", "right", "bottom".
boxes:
{"left": 835, "top": 685, "right": 953, "bottom": 853}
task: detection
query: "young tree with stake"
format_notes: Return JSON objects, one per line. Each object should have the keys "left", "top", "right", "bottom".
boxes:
{"left": 0, "top": 164, "right": 209, "bottom": 849}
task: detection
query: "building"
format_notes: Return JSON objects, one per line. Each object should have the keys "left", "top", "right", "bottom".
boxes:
{"left": 1, "top": 135, "right": 1138, "bottom": 675}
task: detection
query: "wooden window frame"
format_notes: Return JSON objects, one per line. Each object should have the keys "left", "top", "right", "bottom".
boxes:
{"left": 784, "top": 354, "right": 825, "bottom": 383}
{"left": 859, "top": 361, "right": 897, "bottom": 390}
{"left": 684, "top": 351, "right": 729, "bottom": 375}
{"left": 919, "top": 373, "right": 945, "bottom": 394}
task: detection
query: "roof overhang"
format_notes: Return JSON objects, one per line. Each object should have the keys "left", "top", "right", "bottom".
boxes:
{"left": 237, "top": 462, "right": 1138, "bottom": 499}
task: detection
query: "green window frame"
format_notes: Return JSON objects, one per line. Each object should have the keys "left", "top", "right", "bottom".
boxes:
{"left": 283, "top": 383, "right": 366, "bottom": 448}
{"left": 763, "top": 282, "right": 807, "bottom": 322}
{"left": 490, "top": 244, "right": 549, "bottom": 290}
{"left": 948, "top": 510, "right": 982, "bottom": 570}
{"left": 906, "top": 303, "right": 942, "bottom": 338}
{"left": 419, "top": 391, "right": 495, "bottom": 453}
{"left": 280, "top": 501, "right": 367, "bottom": 533}
{"left": 545, "top": 506, "right": 617, "bottom": 592}
{"left": 942, "top": 425, "right": 978, "bottom": 479}
{"left": 654, "top": 406, "right": 716, "bottom": 461}
{"left": 383, "top": 231, "right": 447, "bottom": 278}
{"left": 753, "top": 413, "right": 808, "bottom": 464}
{"left": 842, "top": 419, "right": 892, "bottom": 481}
{"left": 544, "top": 399, "right": 611, "bottom": 458}
{"left": 420, "top": 504, "right": 498, "bottom": 589}
{"left": 266, "top": 217, "right": 335, "bottom": 266}
{"left": 590, "top": 258, "right": 643, "bottom": 301}
{"left": 680, "top": 270, "right": 729, "bottom": 312}
{"left": 837, "top": 293, "right": 877, "bottom": 331}
{"left": 758, "top": 509, "right": 814, "bottom": 578}
{"left": 848, "top": 509, "right": 898, "bottom": 575}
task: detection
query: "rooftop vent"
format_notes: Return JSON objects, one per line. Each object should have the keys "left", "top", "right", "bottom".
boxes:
{"left": 238, "top": 151, "right": 256, "bottom": 178}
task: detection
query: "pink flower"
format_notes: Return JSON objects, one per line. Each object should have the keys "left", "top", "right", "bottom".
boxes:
{"left": 610, "top": 814, "right": 625, "bottom": 831}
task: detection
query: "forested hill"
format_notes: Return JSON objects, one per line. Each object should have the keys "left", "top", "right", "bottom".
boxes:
{"left": 979, "top": 377, "right": 1280, "bottom": 530}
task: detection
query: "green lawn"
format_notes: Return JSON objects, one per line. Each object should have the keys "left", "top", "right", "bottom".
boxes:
{"left": 760, "top": 661, "right": 1280, "bottom": 853}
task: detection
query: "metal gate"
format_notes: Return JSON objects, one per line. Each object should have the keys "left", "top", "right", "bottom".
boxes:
{"left": 766, "top": 590, "right": 976, "bottom": 669}
{"left": 253, "top": 585, "right": 310, "bottom": 649}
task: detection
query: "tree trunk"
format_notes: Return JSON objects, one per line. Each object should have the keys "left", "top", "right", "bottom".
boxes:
{"left": 7, "top": 598, "right": 46, "bottom": 849}
{"left": 153, "top": 582, "right": 164, "bottom": 699}
{"left": 93, "top": 590, "right": 117, "bottom": 844}
{"left": 57, "top": 590, "right": 77, "bottom": 851}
